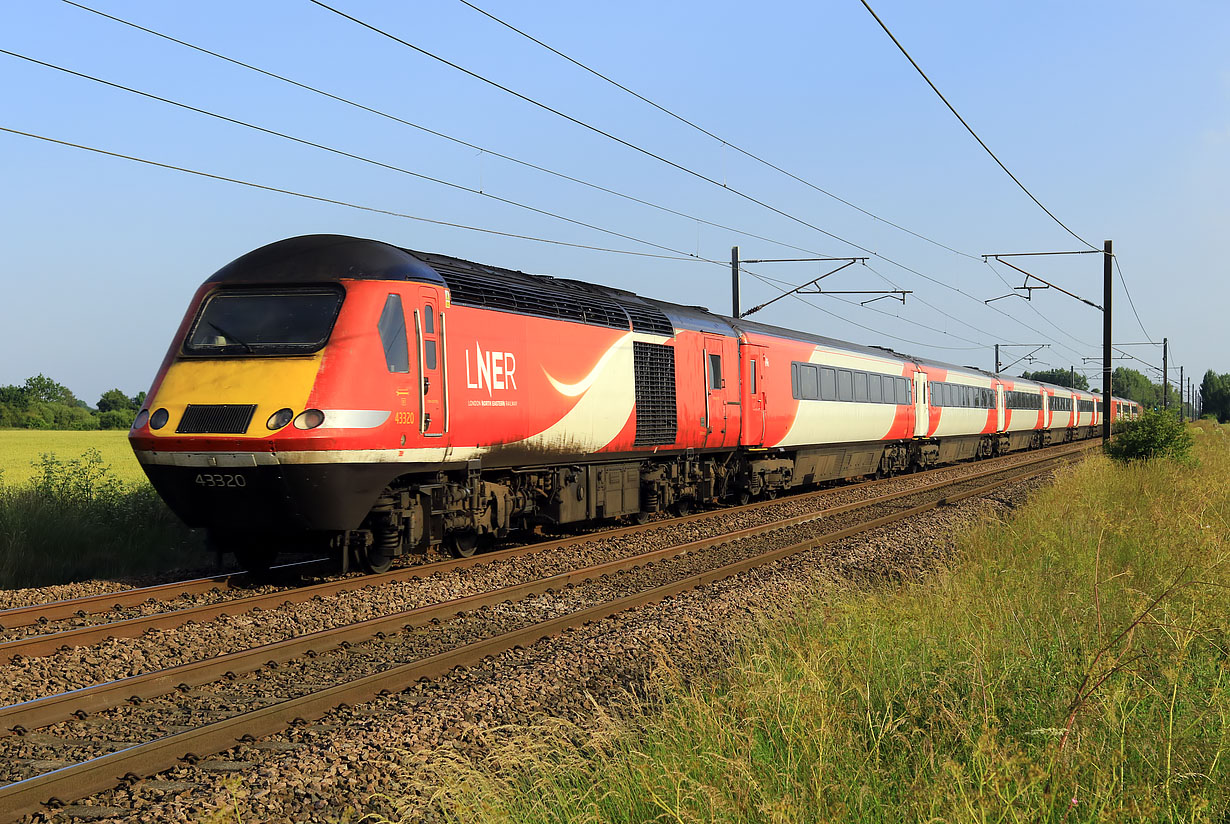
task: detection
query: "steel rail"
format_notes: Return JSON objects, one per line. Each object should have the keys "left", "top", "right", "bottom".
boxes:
{"left": 0, "top": 440, "right": 1093, "bottom": 631}
{"left": 0, "top": 441, "right": 1091, "bottom": 664}
{"left": 0, "top": 560, "right": 328, "bottom": 630}
{"left": 0, "top": 446, "right": 989, "bottom": 627}
{"left": 0, "top": 454, "right": 1075, "bottom": 822}
{"left": 0, "top": 445, "right": 1087, "bottom": 737}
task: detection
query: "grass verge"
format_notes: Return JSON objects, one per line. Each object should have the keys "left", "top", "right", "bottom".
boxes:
{"left": 408, "top": 423, "right": 1230, "bottom": 823}
{"left": 0, "top": 449, "right": 200, "bottom": 588}
{"left": 0, "top": 428, "right": 145, "bottom": 485}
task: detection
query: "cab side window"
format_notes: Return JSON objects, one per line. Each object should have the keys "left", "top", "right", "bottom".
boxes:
{"left": 377, "top": 294, "right": 409, "bottom": 373}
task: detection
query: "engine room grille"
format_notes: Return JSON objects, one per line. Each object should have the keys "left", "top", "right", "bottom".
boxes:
{"left": 176, "top": 404, "right": 257, "bottom": 434}
{"left": 620, "top": 302, "right": 674, "bottom": 336}
{"left": 633, "top": 342, "right": 677, "bottom": 446}
{"left": 441, "top": 269, "right": 630, "bottom": 330}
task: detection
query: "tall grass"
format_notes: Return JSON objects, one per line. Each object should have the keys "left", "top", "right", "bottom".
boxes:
{"left": 409, "top": 423, "right": 1230, "bottom": 823}
{"left": 0, "top": 449, "right": 200, "bottom": 588}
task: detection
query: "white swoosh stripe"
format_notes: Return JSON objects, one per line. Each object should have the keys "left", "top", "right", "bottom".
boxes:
{"left": 543, "top": 332, "right": 633, "bottom": 397}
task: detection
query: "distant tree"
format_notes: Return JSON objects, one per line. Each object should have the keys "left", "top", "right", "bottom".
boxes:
{"left": 0, "top": 376, "right": 142, "bottom": 430}
{"left": 98, "top": 409, "right": 134, "bottom": 430}
{"left": 22, "top": 374, "right": 77, "bottom": 406}
{"left": 1020, "top": 369, "right": 1088, "bottom": 390}
{"left": 0, "top": 384, "right": 27, "bottom": 408}
{"left": 1110, "top": 367, "right": 1160, "bottom": 408}
{"left": 98, "top": 388, "right": 136, "bottom": 414}
{"left": 1200, "top": 370, "right": 1230, "bottom": 423}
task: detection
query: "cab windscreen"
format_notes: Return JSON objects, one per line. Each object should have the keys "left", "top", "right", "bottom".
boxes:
{"left": 184, "top": 287, "right": 344, "bottom": 356}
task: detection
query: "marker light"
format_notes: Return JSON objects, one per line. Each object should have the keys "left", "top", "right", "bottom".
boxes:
{"left": 267, "top": 408, "right": 294, "bottom": 430}
{"left": 132, "top": 409, "right": 150, "bottom": 430}
{"left": 293, "top": 409, "right": 325, "bottom": 430}
{"left": 150, "top": 408, "right": 169, "bottom": 430}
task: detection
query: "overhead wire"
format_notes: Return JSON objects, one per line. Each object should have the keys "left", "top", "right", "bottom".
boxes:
{"left": 3, "top": 45, "right": 1041, "bottom": 352}
{"left": 858, "top": 0, "right": 1159, "bottom": 353}
{"left": 0, "top": 47, "right": 701, "bottom": 261}
{"left": 63, "top": 0, "right": 1074, "bottom": 354}
{"left": 740, "top": 269, "right": 985, "bottom": 351}
{"left": 748, "top": 269, "right": 990, "bottom": 348}
{"left": 451, "top": 0, "right": 981, "bottom": 261}
{"left": 0, "top": 125, "right": 709, "bottom": 260}
{"left": 26, "top": 13, "right": 1082, "bottom": 357}
{"left": 857, "top": 0, "right": 1097, "bottom": 252}
{"left": 24, "top": 3, "right": 1126, "bottom": 369}
{"left": 1114, "top": 256, "right": 1155, "bottom": 343}
{"left": 58, "top": 0, "right": 839, "bottom": 263}
{"left": 305, "top": 0, "right": 1106, "bottom": 364}
{"left": 982, "top": 257, "right": 1097, "bottom": 351}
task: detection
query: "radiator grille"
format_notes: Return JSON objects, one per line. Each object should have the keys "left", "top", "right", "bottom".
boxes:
{"left": 621, "top": 302, "right": 674, "bottom": 336}
{"left": 633, "top": 342, "right": 677, "bottom": 446}
{"left": 441, "top": 268, "right": 630, "bottom": 330}
{"left": 176, "top": 404, "right": 257, "bottom": 434}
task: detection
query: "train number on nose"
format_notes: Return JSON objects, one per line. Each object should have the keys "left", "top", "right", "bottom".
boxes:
{"left": 194, "top": 473, "right": 247, "bottom": 488}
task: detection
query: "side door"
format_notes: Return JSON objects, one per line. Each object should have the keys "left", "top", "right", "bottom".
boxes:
{"left": 740, "top": 343, "right": 767, "bottom": 446}
{"left": 995, "top": 385, "right": 1005, "bottom": 431}
{"left": 913, "top": 371, "right": 929, "bottom": 437}
{"left": 413, "top": 285, "right": 448, "bottom": 437}
{"left": 703, "top": 335, "right": 730, "bottom": 447}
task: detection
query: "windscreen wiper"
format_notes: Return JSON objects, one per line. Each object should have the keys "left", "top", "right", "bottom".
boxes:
{"left": 206, "top": 320, "right": 254, "bottom": 353}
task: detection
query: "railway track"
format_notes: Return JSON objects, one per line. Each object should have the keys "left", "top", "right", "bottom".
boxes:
{"left": 0, "top": 441, "right": 1091, "bottom": 655}
{"left": 0, "top": 441, "right": 1092, "bottom": 821}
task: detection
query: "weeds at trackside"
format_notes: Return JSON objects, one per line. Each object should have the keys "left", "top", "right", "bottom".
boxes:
{"left": 403, "top": 421, "right": 1230, "bottom": 823}
{"left": 0, "top": 449, "right": 199, "bottom": 588}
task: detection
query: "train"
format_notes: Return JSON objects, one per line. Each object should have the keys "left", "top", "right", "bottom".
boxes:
{"left": 128, "top": 234, "right": 1140, "bottom": 573}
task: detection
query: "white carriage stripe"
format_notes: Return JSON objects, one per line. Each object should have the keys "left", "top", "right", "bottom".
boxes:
{"left": 134, "top": 446, "right": 488, "bottom": 467}
{"left": 318, "top": 409, "right": 391, "bottom": 429}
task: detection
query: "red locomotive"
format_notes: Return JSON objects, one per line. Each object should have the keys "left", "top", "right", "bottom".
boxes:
{"left": 128, "top": 235, "right": 1138, "bottom": 572}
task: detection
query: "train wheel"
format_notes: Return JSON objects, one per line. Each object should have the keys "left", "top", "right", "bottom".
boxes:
{"left": 633, "top": 511, "right": 651, "bottom": 525}
{"left": 359, "top": 526, "right": 398, "bottom": 574}
{"left": 448, "top": 530, "right": 479, "bottom": 558}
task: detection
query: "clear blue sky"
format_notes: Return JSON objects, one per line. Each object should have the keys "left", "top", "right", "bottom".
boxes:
{"left": 2, "top": 0, "right": 1224, "bottom": 405}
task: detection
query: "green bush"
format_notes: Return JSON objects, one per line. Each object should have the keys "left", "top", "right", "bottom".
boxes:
{"left": 1104, "top": 409, "right": 1193, "bottom": 463}
{"left": 0, "top": 449, "right": 200, "bottom": 587}
{"left": 98, "top": 409, "right": 134, "bottom": 430}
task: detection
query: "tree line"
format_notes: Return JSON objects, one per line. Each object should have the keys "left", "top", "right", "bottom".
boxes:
{"left": 1200, "top": 370, "right": 1230, "bottom": 423}
{"left": 1016, "top": 367, "right": 1196, "bottom": 416}
{"left": 0, "top": 375, "right": 145, "bottom": 430}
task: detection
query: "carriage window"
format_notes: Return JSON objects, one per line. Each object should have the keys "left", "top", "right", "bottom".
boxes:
{"left": 749, "top": 358, "right": 757, "bottom": 395}
{"left": 898, "top": 378, "right": 909, "bottom": 405}
{"left": 820, "top": 368, "right": 836, "bottom": 400}
{"left": 709, "top": 353, "right": 723, "bottom": 389}
{"left": 837, "top": 370, "right": 853, "bottom": 402}
{"left": 799, "top": 364, "right": 818, "bottom": 400}
{"left": 854, "top": 371, "right": 868, "bottom": 402}
{"left": 868, "top": 375, "right": 882, "bottom": 403}
{"left": 377, "top": 294, "right": 409, "bottom": 373}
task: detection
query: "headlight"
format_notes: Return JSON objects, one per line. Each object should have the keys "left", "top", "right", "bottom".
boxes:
{"left": 133, "top": 409, "right": 150, "bottom": 430}
{"left": 293, "top": 409, "right": 325, "bottom": 430}
{"left": 267, "top": 408, "right": 294, "bottom": 430}
{"left": 150, "top": 408, "right": 169, "bottom": 430}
